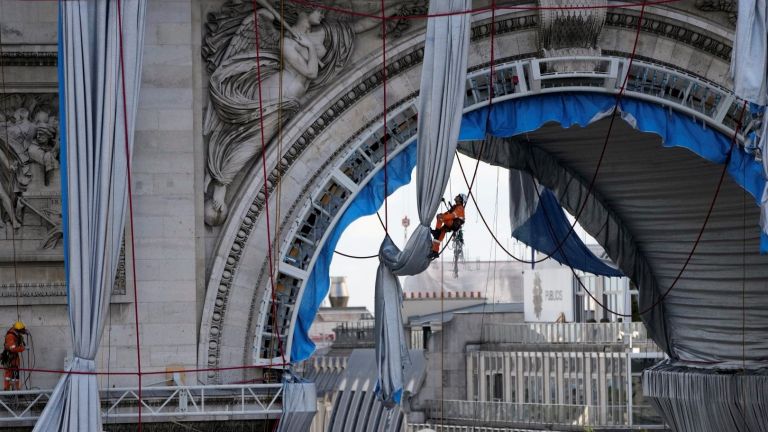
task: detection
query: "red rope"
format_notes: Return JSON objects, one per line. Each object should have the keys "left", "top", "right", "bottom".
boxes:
{"left": 251, "top": 0, "right": 287, "bottom": 366}
{"left": 115, "top": 1, "right": 144, "bottom": 430}
{"left": 2, "top": 362, "right": 291, "bottom": 377}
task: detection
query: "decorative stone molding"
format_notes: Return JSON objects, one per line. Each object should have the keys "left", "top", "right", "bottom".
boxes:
{"left": 604, "top": 11, "right": 733, "bottom": 61}
{"left": 0, "top": 282, "right": 67, "bottom": 297}
{"left": 0, "top": 51, "right": 57, "bottom": 67}
{"left": 539, "top": 0, "right": 607, "bottom": 53}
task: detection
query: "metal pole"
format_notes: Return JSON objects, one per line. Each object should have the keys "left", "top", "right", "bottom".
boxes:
{"left": 626, "top": 352, "right": 633, "bottom": 426}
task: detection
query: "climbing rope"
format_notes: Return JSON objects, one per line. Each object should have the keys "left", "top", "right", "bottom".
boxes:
{"left": 251, "top": 0, "right": 287, "bottom": 367}
{"left": 0, "top": 0, "right": 21, "bottom": 325}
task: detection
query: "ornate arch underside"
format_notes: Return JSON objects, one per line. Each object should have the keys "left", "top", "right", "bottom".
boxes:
{"left": 199, "top": 6, "right": 748, "bottom": 382}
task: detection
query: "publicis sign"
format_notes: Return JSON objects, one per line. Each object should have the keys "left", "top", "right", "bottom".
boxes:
{"left": 523, "top": 267, "right": 574, "bottom": 322}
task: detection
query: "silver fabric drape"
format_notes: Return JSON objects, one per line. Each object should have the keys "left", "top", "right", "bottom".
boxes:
{"left": 457, "top": 135, "right": 672, "bottom": 356}
{"left": 276, "top": 382, "right": 318, "bottom": 432}
{"left": 508, "top": 169, "right": 542, "bottom": 230}
{"left": 732, "top": 0, "right": 768, "bottom": 261}
{"left": 644, "top": 361, "right": 768, "bottom": 432}
{"left": 33, "top": 1, "right": 145, "bottom": 430}
{"left": 375, "top": 0, "right": 471, "bottom": 406}
{"left": 731, "top": 0, "right": 768, "bottom": 106}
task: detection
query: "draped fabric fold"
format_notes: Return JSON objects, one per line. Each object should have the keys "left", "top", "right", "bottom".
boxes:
{"left": 732, "top": 0, "right": 768, "bottom": 252}
{"left": 34, "top": 1, "right": 146, "bottom": 430}
{"left": 507, "top": 169, "right": 623, "bottom": 277}
{"left": 731, "top": 0, "right": 768, "bottom": 106}
{"left": 374, "top": 0, "right": 471, "bottom": 406}
{"left": 275, "top": 381, "right": 318, "bottom": 432}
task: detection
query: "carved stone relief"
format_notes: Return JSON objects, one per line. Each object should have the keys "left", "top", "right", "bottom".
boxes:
{"left": 538, "top": 0, "right": 607, "bottom": 72}
{"left": 201, "top": 0, "right": 424, "bottom": 226}
{"left": 0, "top": 92, "right": 125, "bottom": 300}
{"left": 695, "top": 0, "right": 737, "bottom": 25}
{"left": 0, "top": 93, "right": 62, "bottom": 251}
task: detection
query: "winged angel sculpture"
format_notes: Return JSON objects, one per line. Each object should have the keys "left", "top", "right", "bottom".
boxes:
{"left": 202, "top": 0, "right": 418, "bottom": 225}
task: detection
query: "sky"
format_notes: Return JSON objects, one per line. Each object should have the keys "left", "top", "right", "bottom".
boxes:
{"left": 329, "top": 153, "right": 595, "bottom": 312}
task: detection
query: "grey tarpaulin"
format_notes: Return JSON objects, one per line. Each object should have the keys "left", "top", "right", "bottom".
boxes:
{"left": 508, "top": 169, "right": 542, "bottom": 230}
{"left": 464, "top": 111, "right": 768, "bottom": 431}
{"left": 375, "top": 0, "right": 470, "bottom": 406}
{"left": 33, "top": 1, "right": 146, "bottom": 431}
{"left": 644, "top": 361, "right": 768, "bottom": 432}
{"left": 328, "top": 349, "right": 427, "bottom": 432}
{"left": 732, "top": 0, "right": 768, "bottom": 256}
{"left": 276, "top": 381, "right": 317, "bottom": 432}
{"left": 457, "top": 136, "right": 671, "bottom": 356}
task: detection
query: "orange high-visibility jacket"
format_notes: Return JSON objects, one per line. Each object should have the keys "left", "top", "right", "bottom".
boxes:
{"left": 440, "top": 203, "right": 465, "bottom": 225}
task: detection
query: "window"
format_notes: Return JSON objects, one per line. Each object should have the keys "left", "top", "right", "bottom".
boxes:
{"left": 493, "top": 373, "right": 504, "bottom": 401}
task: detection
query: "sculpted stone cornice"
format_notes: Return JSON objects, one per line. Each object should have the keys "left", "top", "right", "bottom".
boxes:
{"left": 202, "top": 7, "right": 739, "bottom": 379}
{"left": 604, "top": 11, "right": 732, "bottom": 61}
{"left": 0, "top": 282, "right": 67, "bottom": 297}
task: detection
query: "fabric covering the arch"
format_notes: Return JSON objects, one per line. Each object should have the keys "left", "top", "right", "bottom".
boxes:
{"left": 34, "top": 1, "right": 146, "bottom": 431}
{"left": 373, "top": 0, "right": 471, "bottom": 407}
{"left": 507, "top": 169, "right": 622, "bottom": 277}
{"left": 295, "top": 90, "right": 768, "bottom": 368}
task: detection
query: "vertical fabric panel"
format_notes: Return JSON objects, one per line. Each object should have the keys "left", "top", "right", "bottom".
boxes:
{"left": 33, "top": 1, "right": 145, "bottom": 431}
{"left": 374, "top": 0, "right": 471, "bottom": 406}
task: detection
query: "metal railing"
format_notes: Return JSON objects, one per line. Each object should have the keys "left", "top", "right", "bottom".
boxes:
{"left": 332, "top": 319, "right": 376, "bottom": 347}
{"left": 409, "top": 423, "right": 549, "bottom": 432}
{"left": 0, "top": 383, "right": 283, "bottom": 427}
{"left": 482, "top": 322, "right": 650, "bottom": 345}
{"left": 426, "top": 399, "right": 660, "bottom": 428}
{"left": 463, "top": 56, "right": 755, "bottom": 140}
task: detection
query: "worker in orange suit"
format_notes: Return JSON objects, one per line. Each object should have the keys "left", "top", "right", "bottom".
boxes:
{"left": 429, "top": 194, "right": 466, "bottom": 260}
{"left": 2, "top": 321, "right": 26, "bottom": 391}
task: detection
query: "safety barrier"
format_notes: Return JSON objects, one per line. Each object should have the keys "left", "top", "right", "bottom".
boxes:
{"left": 425, "top": 399, "right": 664, "bottom": 429}
{"left": 0, "top": 383, "right": 283, "bottom": 427}
{"left": 482, "top": 321, "right": 650, "bottom": 345}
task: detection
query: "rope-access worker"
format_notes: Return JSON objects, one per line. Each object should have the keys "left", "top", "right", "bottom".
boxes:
{"left": 429, "top": 193, "right": 466, "bottom": 260}
{"left": 2, "top": 321, "right": 26, "bottom": 391}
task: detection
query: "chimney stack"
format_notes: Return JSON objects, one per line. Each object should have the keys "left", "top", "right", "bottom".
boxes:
{"left": 329, "top": 276, "right": 349, "bottom": 308}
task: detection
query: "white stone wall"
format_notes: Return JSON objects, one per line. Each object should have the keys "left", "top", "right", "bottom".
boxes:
{"left": 121, "top": 0, "right": 200, "bottom": 385}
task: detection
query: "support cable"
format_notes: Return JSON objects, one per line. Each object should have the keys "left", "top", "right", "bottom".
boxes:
{"left": 116, "top": 0, "right": 144, "bottom": 428}
{"left": 381, "top": 0, "right": 389, "bottom": 233}
{"left": 0, "top": 0, "right": 22, "bottom": 325}
{"left": 251, "top": 0, "right": 287, "bottom": 367}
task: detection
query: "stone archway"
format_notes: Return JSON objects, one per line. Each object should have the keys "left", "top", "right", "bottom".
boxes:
{"left": 198, "top": 5, "right": 742, "bottom": 382}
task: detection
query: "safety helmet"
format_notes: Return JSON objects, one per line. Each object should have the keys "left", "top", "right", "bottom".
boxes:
{"left": 456, "top": 193, "right": 467, "bottom": 204}
{"left": 12, "top": 321, "right": 25, "bottom": 331}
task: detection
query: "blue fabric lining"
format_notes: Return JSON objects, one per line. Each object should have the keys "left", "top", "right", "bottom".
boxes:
{"left": 513, "top": 189, "right": 623, "bottom": 277}
{"left": 291, "top": 144, "right": 417, "bottom": 361}
{"left": 57, "top": 2, "right": 71, "bottom": 306}
{"left": 291, "top": 92, "right": 768, "bottom": 362}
